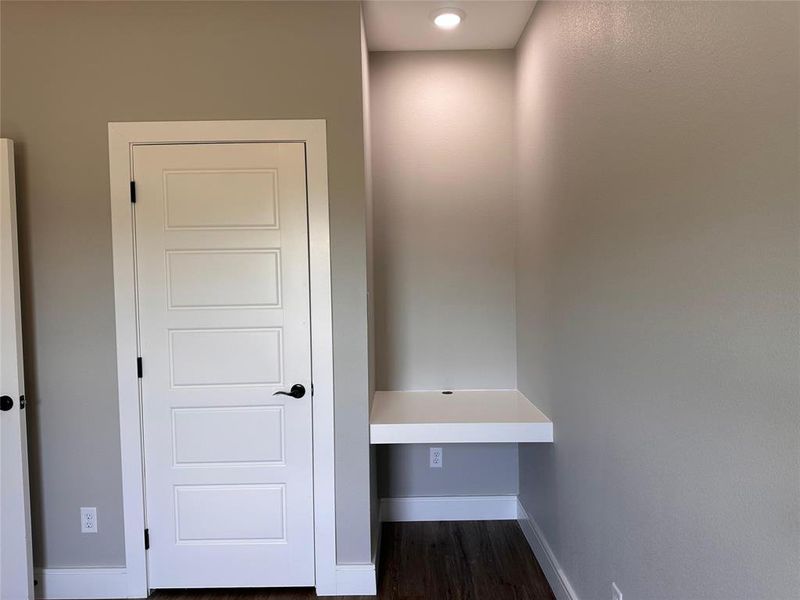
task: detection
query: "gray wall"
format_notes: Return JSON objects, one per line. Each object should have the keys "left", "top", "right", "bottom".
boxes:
{"left": 515, "top": 2, "right": 800, "bottom": 599}
{"left": 370, "top": 51, "right": 518, "bottom": 498}
{"left": 0, "top": 0, "right": 372, "bottom": 567}
{"left": 371, "top": 50, "right": 517, "bottom": 392}
{"left": 378, "top": 443, "right": 518, "bottom": 498}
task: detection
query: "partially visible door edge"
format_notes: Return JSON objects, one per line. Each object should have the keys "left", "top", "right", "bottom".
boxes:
{"left": 0, "top": 139, "right": 35, "bottom": 600}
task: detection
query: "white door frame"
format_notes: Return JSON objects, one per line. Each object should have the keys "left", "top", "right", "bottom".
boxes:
{"left": 108, "top": 121, "right": 337, "bottom": 597}
{"left": 0, "top": 138, "right": 35, "bottom": 600}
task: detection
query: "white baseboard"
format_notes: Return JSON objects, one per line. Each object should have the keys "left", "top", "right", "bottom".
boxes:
{"left": 380, "top": 495, "right": 519, "bottom": 522}
{"left": 332, "top": 563, "right": 377, "bottom": 596}
{"left": 35, "top": 567, "right": 129, "bottom": 599}
{"left": 36, "top": 564, "right": 376, "bottom": 599}
{"left": 516, "top": 500, "right": 579, "bottom": 600}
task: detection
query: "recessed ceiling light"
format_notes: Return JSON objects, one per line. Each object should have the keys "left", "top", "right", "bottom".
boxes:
{"left": 432, "top": 8, "right": 465, "bottom": 30}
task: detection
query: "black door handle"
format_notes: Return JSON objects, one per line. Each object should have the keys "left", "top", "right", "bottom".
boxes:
{"left": 0, "top": 395, "right": 14, "bottom": 411}
{"left": 273, "top": 384, "right": 306, "bottom": 399}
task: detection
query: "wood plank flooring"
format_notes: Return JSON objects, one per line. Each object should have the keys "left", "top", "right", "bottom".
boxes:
{"left": 148, "top": 521, "right": 555, "bottom": 600}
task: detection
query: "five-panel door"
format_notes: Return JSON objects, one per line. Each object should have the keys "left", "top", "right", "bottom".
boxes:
{"left": 133, "top": 142, "right": 314, "bottom": 588}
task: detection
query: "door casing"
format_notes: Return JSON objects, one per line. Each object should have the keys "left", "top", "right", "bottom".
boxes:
{"left": 108, "top": 121, "right": 336, "bottom": 597}
{"left": 0, "top": 138, "right": 35, "bottom": 600}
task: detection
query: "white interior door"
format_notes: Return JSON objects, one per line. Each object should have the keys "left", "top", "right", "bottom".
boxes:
{"left": 0, "top": 139, "right": 35, "bottom": 600}
{"left": 133, "top": 142, "right": 314, "bottom": 588}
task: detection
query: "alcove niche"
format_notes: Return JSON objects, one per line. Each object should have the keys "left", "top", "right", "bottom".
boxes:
{"left": 366, "top": 50, "right": 552, "bottom": 512}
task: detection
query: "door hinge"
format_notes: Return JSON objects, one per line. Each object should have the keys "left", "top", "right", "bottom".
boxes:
{"left": 130, "top": 180, "right": 137, "bottom": 203}
{"left": 144, "top": 528, "right": 150, "bottom": 550}
{"left": 137, "top": 357, "right": 143, "bottom": 378}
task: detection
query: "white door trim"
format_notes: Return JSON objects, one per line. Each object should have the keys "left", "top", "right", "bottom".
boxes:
{"left": 1, "top": 138, "right": 35, "bottom": 600}
{"left": 108, "top": 120, "right": 336, "bottom": 597}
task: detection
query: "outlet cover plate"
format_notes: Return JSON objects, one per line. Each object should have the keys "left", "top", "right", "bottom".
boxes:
{"left": 430, "top": 447, "right": 443, "bottom": 468}
{"left": 80, "top": 507, "right": 98, "bottom": 533}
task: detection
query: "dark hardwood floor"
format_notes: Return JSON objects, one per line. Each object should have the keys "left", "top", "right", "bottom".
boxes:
{"left": 148, "top": 521, "right": 555, "bottom": 600}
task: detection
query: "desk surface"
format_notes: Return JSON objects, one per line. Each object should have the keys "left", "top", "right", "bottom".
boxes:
{"left": 369, "top": 389, "right": 554, "bottom": 444}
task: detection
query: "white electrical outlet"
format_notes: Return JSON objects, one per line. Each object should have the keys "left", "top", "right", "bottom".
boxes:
{"left": 612, "top": 582, "right": 623, "bottom": 600}
{"left": 430, "top": 447, "right": 443, "bottom": 468}
{"left": 80, "top": 507, "right": 98, "bottom": 533}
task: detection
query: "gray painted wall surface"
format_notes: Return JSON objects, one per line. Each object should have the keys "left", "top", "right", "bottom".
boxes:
{"left": 360, "top": 10, "right": 381, "bottom": 558}
{"left": 515, "top": 2, "right": 800, "bottom": 599}
{"left": 371, "top": 50, "right": 517, "bottom": 392}
{"left": 370, "top": 51, "right": 519, "bottom": 498}
{"left": 0, "top": 0, "right": 371, "bottom": 567}
{"left": 378, "top": 443, "right": 518, "bottom": 498}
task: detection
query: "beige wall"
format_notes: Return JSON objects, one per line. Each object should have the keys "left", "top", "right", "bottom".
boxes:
{"left": 370, "top": 50, "right": 519, "bottom": 497}
{"left": 0, "top": 0, "right": 372, "bottom": 567}
{"left": 371, "top": 50, "right": 517, "bottom": 391}
{"left": 515, "top": 2, "right": 800, "bottom": 598}
{"left": 359, "top": 8, "right": 381, "bottom": 558}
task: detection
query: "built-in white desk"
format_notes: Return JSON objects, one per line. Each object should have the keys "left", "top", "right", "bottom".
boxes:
{"left": 369, "top": 390, "right": 553, "bottom": 444}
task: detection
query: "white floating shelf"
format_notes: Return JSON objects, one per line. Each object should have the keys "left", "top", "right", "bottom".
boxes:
{"left": 370, "top": 389, "right": 553, "bottom": 445}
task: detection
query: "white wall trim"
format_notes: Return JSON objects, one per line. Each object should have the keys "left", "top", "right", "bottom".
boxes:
{"left": 34, "top": 568, "right": 128, "bottom": 600}
{"left": 108, "top": 120, "right": 336, "bottom": 597}
{"left": 380, "top": 495, "right": 519, "bottom": 522}
{"left": 331, "top": 563, "right": 377, "bottom": 596}
{"left": 516, "top": 500, "right": 579, "bottom": 600}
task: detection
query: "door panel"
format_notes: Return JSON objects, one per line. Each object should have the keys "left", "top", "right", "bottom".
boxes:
{"left": 0, "top": 139, "right": 34, "bottom": 600}
{"left": 133, "top": 143, "right": 313, "bottom": 588}
{"left": 171, "top": 406, "right": 284, "bottom": 466}
{"left": 174, "top": 484, "right": 286, "bottom": 543}
{"left": 163, "top": 169, "right": 279, "bottom": 229}
{"left": 166, "top": 249, "right": 281, "bottom": 309}
{"left": 169, "top": 327, "right": 283, "bottom": 387}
